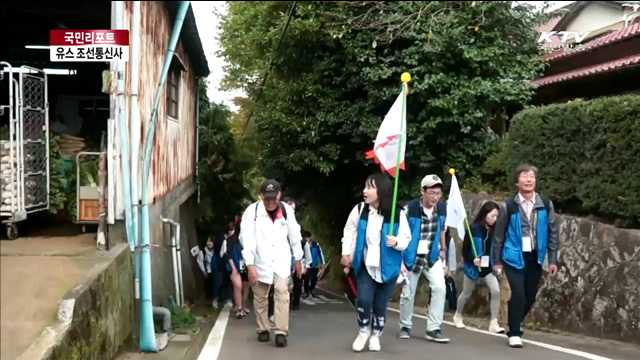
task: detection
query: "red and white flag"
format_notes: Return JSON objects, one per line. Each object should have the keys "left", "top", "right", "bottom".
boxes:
{"left": 365, "top": 90, "right": 407, "bottom": 177}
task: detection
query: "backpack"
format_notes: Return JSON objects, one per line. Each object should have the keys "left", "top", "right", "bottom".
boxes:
{"left": 253, "top": 201, "right": 293, "bottom": 246}
{"left": 254, "top": 201, "right": 288, "bottom": 221}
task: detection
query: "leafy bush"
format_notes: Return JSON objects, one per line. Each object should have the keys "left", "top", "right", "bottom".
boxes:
{"left": 507, "top": 95, "right": 640, "bottom": 227}
{"left": 481, "top": 138, "right": 511, "bottom": 190}
{"left": 48, "top": 135, "right": 68, "bottom": 214}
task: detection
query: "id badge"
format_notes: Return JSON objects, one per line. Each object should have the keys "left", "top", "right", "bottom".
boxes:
{"left": 522, "top": 236, "right": 532, "bottom": 252}
{"left": 480, "top": 256, "right": 490, "bottom": 268}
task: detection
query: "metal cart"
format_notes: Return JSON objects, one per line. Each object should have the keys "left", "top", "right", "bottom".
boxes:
{"left": 74, "top": 151, "right": 104, "bottom": 232}
{"left": 1, "top": 62, "right": 49, "bottom": 240}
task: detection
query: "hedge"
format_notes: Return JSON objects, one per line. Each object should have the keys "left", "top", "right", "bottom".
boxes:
{"left": 505, "top": 95, "right": 640, "bottom": 227}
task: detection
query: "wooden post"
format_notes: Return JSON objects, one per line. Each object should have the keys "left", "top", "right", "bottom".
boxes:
{"left": 98, "top": 152, "right": 108, "bottom": 250}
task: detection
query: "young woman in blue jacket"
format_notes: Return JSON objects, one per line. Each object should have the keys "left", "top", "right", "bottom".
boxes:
{"left": 452, "top": 201, "right": 505, "bottom": 334}
{"left": 340, "top": 173, "right": 411, "bottom": 353}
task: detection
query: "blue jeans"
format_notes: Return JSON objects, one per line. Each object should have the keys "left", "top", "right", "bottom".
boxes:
{"left": 356, "top": 267, "right": 398, "bottom": 334}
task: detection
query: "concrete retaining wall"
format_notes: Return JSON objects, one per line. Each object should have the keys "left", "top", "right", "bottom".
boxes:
{"left": 149, "top": 180, "right": 203, "bottom": 308}
{"left": 16, "top": 243, "right": 135, "bottom": 360}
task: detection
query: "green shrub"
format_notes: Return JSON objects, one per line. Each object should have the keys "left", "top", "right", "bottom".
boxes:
{"left": 481, "top": 138, "right": 511, "bottom": 190}
{"left": 507, "top": 95, "right": 640, "bottom": 227}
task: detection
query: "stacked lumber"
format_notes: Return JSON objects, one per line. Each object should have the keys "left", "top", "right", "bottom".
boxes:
{"left": 59, "top": 134, "right": 86, "bottom": 157}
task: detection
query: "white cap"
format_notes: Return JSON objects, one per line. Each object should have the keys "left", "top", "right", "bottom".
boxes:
{"left": 421, "top": 174, "right": 443, "bottom": 188}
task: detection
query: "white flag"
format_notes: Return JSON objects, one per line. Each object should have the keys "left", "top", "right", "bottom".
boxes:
{"left": 445, "top": 174, "right": 468, "bottom": 242}
{"left": 365, "top": 90, "right": 406, "bottom": 177}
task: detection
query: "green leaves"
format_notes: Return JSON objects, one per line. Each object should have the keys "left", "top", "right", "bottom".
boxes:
{"left": 507, "top": 95, "right": 640, "bottom": 227}
{"left": 217, "top": 0, "right": 550, "bottom": 240}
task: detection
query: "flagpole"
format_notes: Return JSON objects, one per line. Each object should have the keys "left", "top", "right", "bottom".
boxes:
{"left": 389, "top": 73, "right": 411, "bottom": 236}
{"left": 450, "top": 168, "right": 481, "bottom": 271}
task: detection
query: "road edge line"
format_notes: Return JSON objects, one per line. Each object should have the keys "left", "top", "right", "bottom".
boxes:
{"left": 197, "top": 302, "right": 232, "bottom": 360}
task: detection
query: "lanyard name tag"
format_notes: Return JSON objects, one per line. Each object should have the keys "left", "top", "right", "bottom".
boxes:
{"left": 365, "top": 246, "right": 381, "bottom": 267}
{"left": 417, "top": 240, "right": 430, "bottom": 255}
{"left": 522, "top": 236, "right": 532, "bottom": 252}
{"left": 480, "top": 256, "right": 490, "bottom": 268}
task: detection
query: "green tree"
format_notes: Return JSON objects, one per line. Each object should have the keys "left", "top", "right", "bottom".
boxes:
{"left": 218, "top": 1, "right": 549, "bottom": 261}
{"left": 196, "top": 80, "right": 256, "bottom": 236}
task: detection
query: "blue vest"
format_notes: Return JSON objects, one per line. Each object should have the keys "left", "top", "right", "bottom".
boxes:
{"left": 502, "top": 198, "right": 550, "bottom": 269}
{"left": 204, "top": 248, "right": 217, "bottom": 272}
{"left": 309, "top": 242, "right": 323, "bottom": 268}
{"left": 463, "top": 223, "right": 492, "bottom": 280}
{"left": 226, "top": 241, "right": 244, "bottom": 272}
{"left": 404, "top": 200, "right": 447, "bottom": 268}
{"left": 351, "top": 204, "right": 403, "bottom": 283}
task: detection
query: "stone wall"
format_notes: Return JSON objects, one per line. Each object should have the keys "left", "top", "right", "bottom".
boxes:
{"left": 448, "top": 193, "right": 640, "bottom": 344}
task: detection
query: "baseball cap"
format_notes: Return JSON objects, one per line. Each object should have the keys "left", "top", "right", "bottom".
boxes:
{"left": 260, "top": 179, "right": 282, "bottom": 198}
{"left": 421, "top": 174, "right": 443, "bottom": 189}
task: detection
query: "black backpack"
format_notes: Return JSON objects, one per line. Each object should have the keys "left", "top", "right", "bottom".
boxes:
{"left": 254, "top": 201, "right": 289, "bottom": 221}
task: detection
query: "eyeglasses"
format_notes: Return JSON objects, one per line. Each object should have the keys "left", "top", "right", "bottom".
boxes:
{"left": 425, "top": 191, "right": 442, "bottom": 197}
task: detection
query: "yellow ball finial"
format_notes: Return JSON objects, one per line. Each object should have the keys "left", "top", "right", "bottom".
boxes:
{"left": 401, "top": 72, "right": 411, "bottom": 83}
{"left": 449, "top": 168, "right": 456, "bottom": 175}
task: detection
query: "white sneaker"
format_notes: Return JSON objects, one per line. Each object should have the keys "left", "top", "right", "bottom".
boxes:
{"left": 211, "top": 299, "right": 219, "bottom": 309}
{"left": 352, "top": 330, "right": 370, "bottom": 352}
{"left": 452, "top": 312, "right": 465, "bottom": 329}
{"left": 489, "top": 319, "right": 505, "bottom": 334}
{"left": 509, "top": 336, "right": 523, "bottom": 348}
{"left": 368, "top": 333, "right": 381, "bottom": 352}
{"left": 225, "top": 300, "right": 233, "bottom": 308}
{"left": 269, "top": 315, "right": 275, "bottom": 327}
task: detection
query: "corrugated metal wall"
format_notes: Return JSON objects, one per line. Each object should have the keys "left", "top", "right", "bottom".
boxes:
{"left": 116, "top": 1, "right": 197, "bottom": 215}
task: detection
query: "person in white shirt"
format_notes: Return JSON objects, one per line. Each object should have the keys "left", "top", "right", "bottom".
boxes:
{"left": 240, "top": 179, "right": 304, "bottom": 348}
{"left": 341, "top": 173, "right": 411, "bottom": 353}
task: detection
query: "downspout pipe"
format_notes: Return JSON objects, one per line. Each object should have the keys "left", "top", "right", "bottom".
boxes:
{"left": 139, "top": 1, "right": 191, "bottom": 352}
{"left": 162, "top": 217, "right": 181, "bottom": 306}
{"left": 131, "top": 0, "right": 142, "bottom": 300}
{"left": 114, "top": 1, "right": 134, "bottom": 253}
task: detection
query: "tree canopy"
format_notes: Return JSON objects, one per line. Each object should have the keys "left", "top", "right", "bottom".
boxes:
{"left": 217, "top": 1, "right": 549, "bottom": 254}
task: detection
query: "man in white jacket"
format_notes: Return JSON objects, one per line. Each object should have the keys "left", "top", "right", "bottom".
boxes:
{"left": 240, "top": 179, "right": 304, "bottom": 348}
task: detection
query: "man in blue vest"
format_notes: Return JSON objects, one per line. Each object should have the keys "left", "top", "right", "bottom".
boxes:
{"left": 303, "top": 231, "right": 325, "bottom": 299}
{"left": 398, "top": 174, "right": 451, "bottom": 343}
{"left": 492, "top": 164, "right": 559, "bottom": 349}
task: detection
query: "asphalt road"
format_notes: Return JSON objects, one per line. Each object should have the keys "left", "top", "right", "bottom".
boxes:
{"left": 214, "top": 290, "right": 639, "bottom": 360}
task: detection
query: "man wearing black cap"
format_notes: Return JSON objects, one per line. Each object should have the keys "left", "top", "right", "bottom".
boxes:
{"left": 240, "top": 179, "right": 304, "bottom": 348}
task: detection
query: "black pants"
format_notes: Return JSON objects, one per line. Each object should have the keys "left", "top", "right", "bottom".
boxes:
{"left": 304, "top": 268, "right": 319, "bottom": 296}
{"left": 445, "top": 276, "right": 457, "bottom": 312}
{"left": 204, "top": 273, "right": 214, "bottom": 300}
{"left": 505, "top": 252, "right": 543, "bottom": 337}
{"left": 215, "top": 269, "right": 232, "bottom": 303}
{"left": 268, "top": 287, "right": 275, "bottom": 318}
{"left": 292, "top": 273, "right": 305, "bottom": 308}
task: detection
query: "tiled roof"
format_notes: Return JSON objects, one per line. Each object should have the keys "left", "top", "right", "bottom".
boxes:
{"left": 532, "top": 53, "right": 640, "bottom": 86}
{"left": 542, "top": 23, "right": 640, "bottom": 62}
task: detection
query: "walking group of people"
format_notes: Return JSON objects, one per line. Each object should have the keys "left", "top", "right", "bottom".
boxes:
{"left": 340, "top": 164, "right": 559, "bottom": 352}
{"left": 198, "top": 163, "right": 559, "bottom": 353}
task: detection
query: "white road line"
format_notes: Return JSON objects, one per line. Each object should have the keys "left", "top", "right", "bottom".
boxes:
{"left": 197, "top": 303, "right": 232, "bottom": 360}
{"left": 302, "top": 299, "right": 317, "bottom": 306}
{"left": 318, "top": 287, "right": 613, "bottom": 360}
